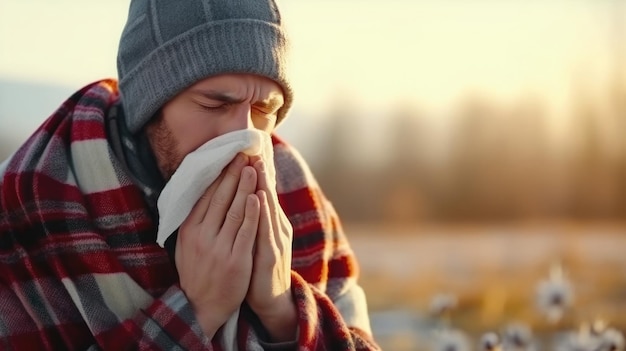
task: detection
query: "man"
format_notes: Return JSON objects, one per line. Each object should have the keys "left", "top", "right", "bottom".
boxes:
{"left": 0, "top": 0, "right": 380, "bottom": 350}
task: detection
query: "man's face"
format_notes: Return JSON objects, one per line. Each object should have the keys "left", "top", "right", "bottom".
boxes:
{"left": 145, "top": 73, "right": 285, "bottom": 179}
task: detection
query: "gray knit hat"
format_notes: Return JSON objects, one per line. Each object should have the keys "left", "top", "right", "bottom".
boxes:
{"left": 117, "top": 0, "right": 293, "bottom": 133}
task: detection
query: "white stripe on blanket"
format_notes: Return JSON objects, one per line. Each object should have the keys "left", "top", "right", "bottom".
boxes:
{"left": 62, "top": 273, "right": 153, "bottom": 336}
{"left": 62, "top": 272, "right": 242, "bottom": 351}
{"left": 333, "top": 283, "right": 373, "bottom": 336}
{"left": 71, "top": 140, "right": 126, "bottom": 193}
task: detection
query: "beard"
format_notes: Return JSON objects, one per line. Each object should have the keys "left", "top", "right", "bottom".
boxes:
{"left": 145, "top": 113, "right": 181, "bottom": 180}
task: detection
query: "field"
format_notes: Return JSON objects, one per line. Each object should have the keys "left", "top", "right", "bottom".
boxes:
{"left": 346, "top": 222, "right": 626, "bottom": 350}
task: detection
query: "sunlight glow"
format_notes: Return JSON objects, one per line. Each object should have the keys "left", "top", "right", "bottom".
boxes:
{"left": 0, "top": 1, "right": 617, "bottom": 116}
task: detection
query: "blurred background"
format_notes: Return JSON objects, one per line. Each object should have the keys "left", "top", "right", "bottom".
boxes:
{"left": 1, "top": 1, "right": 626, "bottom": 350}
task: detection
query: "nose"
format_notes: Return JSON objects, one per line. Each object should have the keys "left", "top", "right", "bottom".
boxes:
{"left": 222, "top": 104, "right": 254, "bottom": 134}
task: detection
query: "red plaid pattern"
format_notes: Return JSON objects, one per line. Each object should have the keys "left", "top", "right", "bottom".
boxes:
{"left": 0, "top": 80, "right": 380, "bottom": 350}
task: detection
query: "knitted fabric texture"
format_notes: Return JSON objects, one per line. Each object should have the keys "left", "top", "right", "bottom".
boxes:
{"left": 117, "top": 0, "right": 293, "bottom": 133}
{"left": 0, "top": 80, "right": 379, "bottom": 350}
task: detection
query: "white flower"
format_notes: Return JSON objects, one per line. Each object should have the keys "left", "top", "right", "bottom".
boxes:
{"left": 502, "top": 323, "right": 536, "bottom": 351}
{"left": 535, "top": 264, "right": 574, "bottom": 323}
{"left": 555, "top": 330, "right": 598, "bottom": 351}
{"left": 598, "top": 327, "right": 625, "bottom": 351}
{"left": 432, "top": 329, "right": 471, "bottom": 351}
{"left": 480, "top": 332, "right": 502, "bottom": 351}
{"left": 429, "top": 293, "right": 458, "bottom": 318}
{"left": 555, "top": 321, "right": 624, "bottom": 351}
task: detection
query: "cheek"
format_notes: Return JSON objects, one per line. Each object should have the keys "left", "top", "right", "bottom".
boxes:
{"left": 167, "top": 112, "right": 219, "bottom": 155}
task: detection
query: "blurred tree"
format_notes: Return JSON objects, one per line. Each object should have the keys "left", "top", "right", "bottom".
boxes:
{"left": 443, "top": 96, "right": 505, "bottom": 220}
{"left": 383, "top": 103, "right": 434, "bottom": 223}
{"left": 315, "top": 97, "right": 384, "bottom": 222}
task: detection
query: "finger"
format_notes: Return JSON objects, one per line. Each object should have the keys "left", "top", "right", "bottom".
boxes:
{"left": 214, "top": 166, "right": 257, "bottom": 238}
{"left": 255, "top": 160, "right": 293, "bottom": 253}
{"left": 201, "top": 153, "right": 249, "bottom": 229}
{"left": 253, "top": 159, "right": 277, "bottom": 206}
{"left": 256, "top": 190, "right": 276, "bottom": 248}
{"left": 249, "top": 155, "right": 262, "bottom": 168}
{"left": 277, "top": 212, "right": 293, "bottom": 250}
{"left": 232, "top": 194, "right": 260, "bottom": 255}
{"left": 253, "top": 159, "right": 281, "bottom": 230}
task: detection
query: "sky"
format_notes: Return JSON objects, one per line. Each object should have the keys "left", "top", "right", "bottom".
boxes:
{"left": 0, "top": 0, "right": 624, "bottom": 162}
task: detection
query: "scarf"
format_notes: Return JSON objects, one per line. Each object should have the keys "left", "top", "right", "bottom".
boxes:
{"left": 0, "top": 80, "right": 379, "bottom": 350}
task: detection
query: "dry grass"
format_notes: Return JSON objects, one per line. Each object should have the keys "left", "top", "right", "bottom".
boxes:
{"left": 346, "top": 222, "right": 626, "bottom": 349}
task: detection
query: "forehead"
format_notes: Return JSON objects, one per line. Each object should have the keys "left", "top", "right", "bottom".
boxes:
{"left": 187, "top": 73, "right": 284, "bottom": 101}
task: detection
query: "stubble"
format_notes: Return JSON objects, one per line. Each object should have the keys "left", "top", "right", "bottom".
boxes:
{"left": 145, "top": 113, "right": 181, "bottom": 180}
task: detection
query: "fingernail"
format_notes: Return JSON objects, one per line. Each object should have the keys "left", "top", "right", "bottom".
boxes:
{"left": 256, "top": 159, "right": 265, "bottom": 171}
{"left": 242, "top": 166, "right": 253, "bottom": 179}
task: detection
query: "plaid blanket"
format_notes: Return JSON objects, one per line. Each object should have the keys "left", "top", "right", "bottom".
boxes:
{"left": 0, "top": 80, "right": 379, "bottom": 350}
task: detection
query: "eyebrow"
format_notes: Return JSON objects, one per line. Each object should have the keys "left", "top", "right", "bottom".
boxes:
{"left": 192, "top": 89, "right": 284, "bottom": 112}
{"left": 193, "top": 90, "right": 245, "bottom": 104}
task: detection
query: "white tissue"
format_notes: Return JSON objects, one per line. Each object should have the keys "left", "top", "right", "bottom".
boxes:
{"left": 156, "top": 129, "right": 275, "bottom": 247}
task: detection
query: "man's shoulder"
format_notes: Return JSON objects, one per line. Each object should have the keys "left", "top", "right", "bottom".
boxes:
{"left": 271, "top": 133, "right": 319, "bottom": 195}
{"left": 0, "top": 155, "right": 11, "bottom": 181}
{"left": 270, "top": 133, "right": 287, "bottom": 147}
{"left": 271, "top": 134, "right": 306, "bottom": 173}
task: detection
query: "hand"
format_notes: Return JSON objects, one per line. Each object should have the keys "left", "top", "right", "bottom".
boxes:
{"left": 175, "top": 153, "right": 260, "bottom": 339}
{"left": 246, "top": 156, "right": 298, "bottom": 342}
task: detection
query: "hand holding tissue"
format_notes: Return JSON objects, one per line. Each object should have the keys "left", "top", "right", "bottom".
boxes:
{"left": 156, "top": 129, "right": 275, "bottom": 247}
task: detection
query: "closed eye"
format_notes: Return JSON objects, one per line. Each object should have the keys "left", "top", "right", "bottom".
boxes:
{"left": 198, "top": 103, "right": 228, "bottom": 112}
{"left": 252, "top": 106, "right": 274, "bottom": 116}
